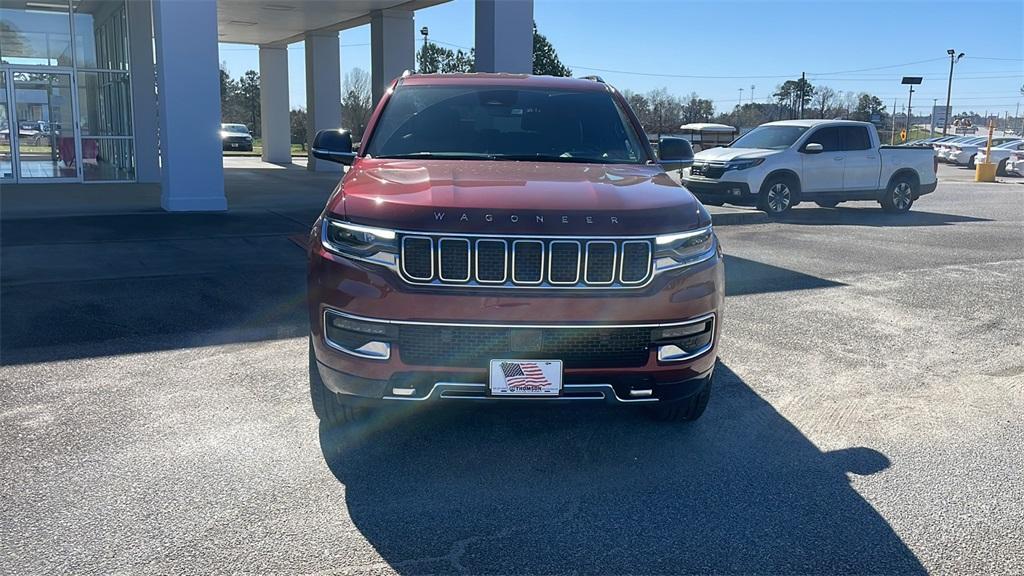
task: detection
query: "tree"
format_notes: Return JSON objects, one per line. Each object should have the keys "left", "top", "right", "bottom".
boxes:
{"left": 622, "top": 90, "right": 651, "bottom": 126}
{"left": 773, "top": 78, "right": 814, "bottom": 119}
{"left": 291, "top": 107, "right": 308, "bottom": 150}
{"left": 237, "top": 70, "right": 261, "bottom": 136}
{"left": 219, "top": 64, "right": 242, "bottom": 123}
{"left": 416, "top": 42, "right": 474, "bottom": 74}
{"left": 532, "top": 23, "right": 570, "bottom": 77}
{"left": 813, "top": 85, "right": 836, "bottom": 119}
{"left": 681, "top": 93, "right": 714, "bottom": 124}
{"left": 851, "top": 93, "right": 887, "bottom": 123}
{"left": 341, "top": 68, "right": 373, "bottom": 140}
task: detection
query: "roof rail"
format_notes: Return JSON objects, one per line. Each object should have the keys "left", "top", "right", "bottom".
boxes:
{"left": 580, "top": 75, "right": 605, "bottom": 83}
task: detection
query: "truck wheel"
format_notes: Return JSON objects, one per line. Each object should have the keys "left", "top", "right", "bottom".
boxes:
{"left": 646, "top": 376, "right": 712, "bottom": 422}
{"left": 757, "top": 177, "right": 796, "bottom": 216}
{"left": 309, "top": 341, "right": 364, "bottom": 426}
{"left": 997, "top": 159, "right": 1008, "bottom": 176}
{"left": 880, "top": 177, "right": 915, "bottom": 213}
{"left": 815, "top": 200, "right": 839, "bottom": 208}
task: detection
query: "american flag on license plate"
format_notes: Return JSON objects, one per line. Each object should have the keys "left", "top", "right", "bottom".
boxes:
{"left": 500, "top": 362, "right": 550, "bottom": 390}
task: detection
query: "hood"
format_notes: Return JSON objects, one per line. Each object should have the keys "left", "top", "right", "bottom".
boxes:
{"left": 693, "top": 147, "right": 781, "bottom": 162}
{"left": 327, "top": 158, "right": 709, "bottom": 235}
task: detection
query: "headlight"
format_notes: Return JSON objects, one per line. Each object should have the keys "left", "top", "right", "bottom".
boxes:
{"left": 653, "top": 225, "right": 717, "bottom": 271}
{"left": 724, "top": 158, "right": 765, "bottom": 171}
{"left": 321, "top": 218, "right": 397, "bottom": 258}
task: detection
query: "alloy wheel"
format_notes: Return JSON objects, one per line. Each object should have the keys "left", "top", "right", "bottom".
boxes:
{"left": 893, "top": 182, "right": 912, "bottom": 211}
{"left": 767, "top": 183, "right": 791, "bottom": 214}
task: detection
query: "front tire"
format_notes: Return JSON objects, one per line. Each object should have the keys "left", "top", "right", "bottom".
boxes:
{"left": 967, "top": 155, "right": 976, "bottom": 169}
{"left": 757, "top": 176, "right": 797, "bottom": 216}
{"left": 997, "top": 159, "right": 1008, "bottom": 176}
{"left": 880, "top": 176, "right": 915, "bottom": 213}
{"left": 646, "top": 376, "right": 712, "bottom": 422}
{"left": 309, "top": 341, "right": 364, "bottom": 426}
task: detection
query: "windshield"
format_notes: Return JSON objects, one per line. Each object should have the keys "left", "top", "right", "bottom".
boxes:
{"left": 363, "top": 85, "right": 648, "bottom": 164}
{"left": 995, "top": 140, "right": 1024, "bottom": 149}
{"left": 729, "top": 125, "right": 810, "bottom": 150}
{"left": 222, "top": 124, "right": 249, "bottom": 133}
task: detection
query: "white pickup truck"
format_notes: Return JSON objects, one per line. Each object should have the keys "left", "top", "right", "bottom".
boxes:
{"left": 681, "top": 119, "right": 937, "bottom": 215}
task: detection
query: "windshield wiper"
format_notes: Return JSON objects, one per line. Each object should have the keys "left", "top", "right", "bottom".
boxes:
{"left": 373, "top": 152, "right": 497, "bottom": 160}
{"left": 490, "top": 154, "right": 626, "bottom": 164}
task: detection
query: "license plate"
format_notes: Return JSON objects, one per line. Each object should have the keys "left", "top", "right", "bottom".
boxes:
{"left": 489, "top": 360, "right": 562, "bottom": 396}
{"left": 231, "top": 143, "right": 240, "bottom": 148}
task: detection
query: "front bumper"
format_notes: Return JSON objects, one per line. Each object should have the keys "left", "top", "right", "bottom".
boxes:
{"left": 681, "top": 178, "right": 755, "bottom": 206}
{"left": 315, "top": 356, "right": 715, "bottom": 405}
{"left": 309, "top": 240, "right": 724, "bottom": 403}
{"left": 951, "top": 151, "right": 973, "bottom": 165}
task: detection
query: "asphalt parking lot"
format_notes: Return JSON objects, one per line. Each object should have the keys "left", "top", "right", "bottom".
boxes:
{"left": 2, "top": 170, "right": 1023, "bottom": 574}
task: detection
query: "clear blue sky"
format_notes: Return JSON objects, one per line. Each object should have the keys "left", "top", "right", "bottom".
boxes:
{"left": 218, "top": 0, "right": 1024, "bottom": 116}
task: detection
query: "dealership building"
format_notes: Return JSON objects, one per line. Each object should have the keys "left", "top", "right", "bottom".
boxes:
{"left": 0, "top": 0, "right": 533, "bottom": 210}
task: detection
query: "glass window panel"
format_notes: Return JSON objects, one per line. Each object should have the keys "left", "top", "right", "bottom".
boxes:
{"left": 74, "top": 0, "right": 128, "bottom": 70}
{"left": 77, "top": 71, "right": 131, "bottom": 136}
{"left": 1, "top": 71, "right": 12, "bottom": 179}
{"left": 82, "top": 137, "right": 134, "bottom": 181}
{"left": 0, "top": 2, "right": 73, "bottom": 66}
{"left": 13, "top": 71, "right": 75, "bottom": 179}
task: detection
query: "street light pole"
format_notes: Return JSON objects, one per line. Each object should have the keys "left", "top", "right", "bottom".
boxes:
{"left": 943, "top": 49, "right": 964, "bottom": 137}
{"left": 931, "top": 98, "right": 937, "bottom": 137}
{"left": 901, "top": 76, "right": 922, "bottom": 143}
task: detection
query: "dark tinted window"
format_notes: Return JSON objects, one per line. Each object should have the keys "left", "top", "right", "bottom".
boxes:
{"left": 731, "top": 125, "right": 809, "bottom": 150}
{"left": 841, "top": 126, "right": 872, "bottom": 151}
{"left": 805, "top": 127, "right": 841, "bottom": 152}
{"left": 364, "top": 86, "right": 648, "bottom": 164}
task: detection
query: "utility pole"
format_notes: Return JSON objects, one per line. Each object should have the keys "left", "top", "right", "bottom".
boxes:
{"left": 799, "top": 72, "right": 806, "bottom": 119}
{"left": 738, "top": 87, "right": 744, "bottom": 109}
{"left": 751, "top": 85, "right": 756, "bottom": 104}
{"left": 943, "top": 49, "right": 964, "bottom": 136}
{"left": 891, "top": 97, "right": 898, "bottom": 145}
{"left": 931, "top": 98, "right": 937, "bottom": 137}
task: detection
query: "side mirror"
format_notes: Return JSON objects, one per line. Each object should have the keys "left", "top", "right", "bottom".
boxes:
{"left": 312, "top": 129, "right": 356, "bottom": 165}
{"left": 803, "top": 142, "right": 824, "bottom": 154}
{"left": 658, "top": 137, "right": 694, "bottom": 170}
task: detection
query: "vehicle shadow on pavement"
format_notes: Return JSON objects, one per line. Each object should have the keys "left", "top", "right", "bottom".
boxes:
{"left": 777, "top": 207, "right": 990, "bottom": 227}
{"left": 318, "top": 362, "right": 924, "bottom": 574}
{"left": 724, "top": 255, "right": 845, "bottom": 296}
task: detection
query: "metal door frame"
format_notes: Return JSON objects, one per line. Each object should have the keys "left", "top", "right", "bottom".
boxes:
{"left": 4, "top": 65, "right": 83, "bottom": 183}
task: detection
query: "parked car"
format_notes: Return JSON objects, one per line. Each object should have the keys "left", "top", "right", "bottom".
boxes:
{"left": 682, "top": 119, "right": 937, "bottom": 215}
{"left": 307, "top": 74, "right": 721, "bottom": 424}
{"left": 220, "top": 123, "right": 253, "bottom": 151}
{"left": 935, "top": 136, "right": 980, "bottom": 161}
{"left": 977, "top": 140, "right": 1024, "bottom": 176}
{"left": 1007, "top": 152, "right": 1024, "bottom": 175}
{"left": 947, "top": 137, "right": 1017, "bottom": 167}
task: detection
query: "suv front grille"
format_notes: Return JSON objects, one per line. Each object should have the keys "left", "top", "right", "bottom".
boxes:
{"left": 398, "top": 325, "right": 652, "bottom": 368}
{"left": 691, "top": 162, "right": 727, "bottom": 179}
{"left": 398, "top": 234, "right": 653, "bottom": 289}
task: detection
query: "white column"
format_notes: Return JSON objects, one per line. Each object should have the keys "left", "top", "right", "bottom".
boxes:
{"left": 259, "top": 45, "right": 291, "bottom": 164}
{"left": 127, "top": 0, "right": 160, "bottom": 183}
{"left": 304, "top": 32, "right": 342, "bottom": 172}
{"left": 152, "top": 0, "right": 226, "bottom": 211}
{"left": 474, "top": 0, "right": 533, "bottom": 74}
{"left": 370, "top": 9, "right": 414, "bottom": 105}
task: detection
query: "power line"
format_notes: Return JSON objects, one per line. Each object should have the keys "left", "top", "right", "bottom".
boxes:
{"left": 807, "top": 57, "right": 949, "bottom": 76}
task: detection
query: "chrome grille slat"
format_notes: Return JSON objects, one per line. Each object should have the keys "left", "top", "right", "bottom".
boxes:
{"left": 399, "top": 234, "right": 653, "bottom": 289}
